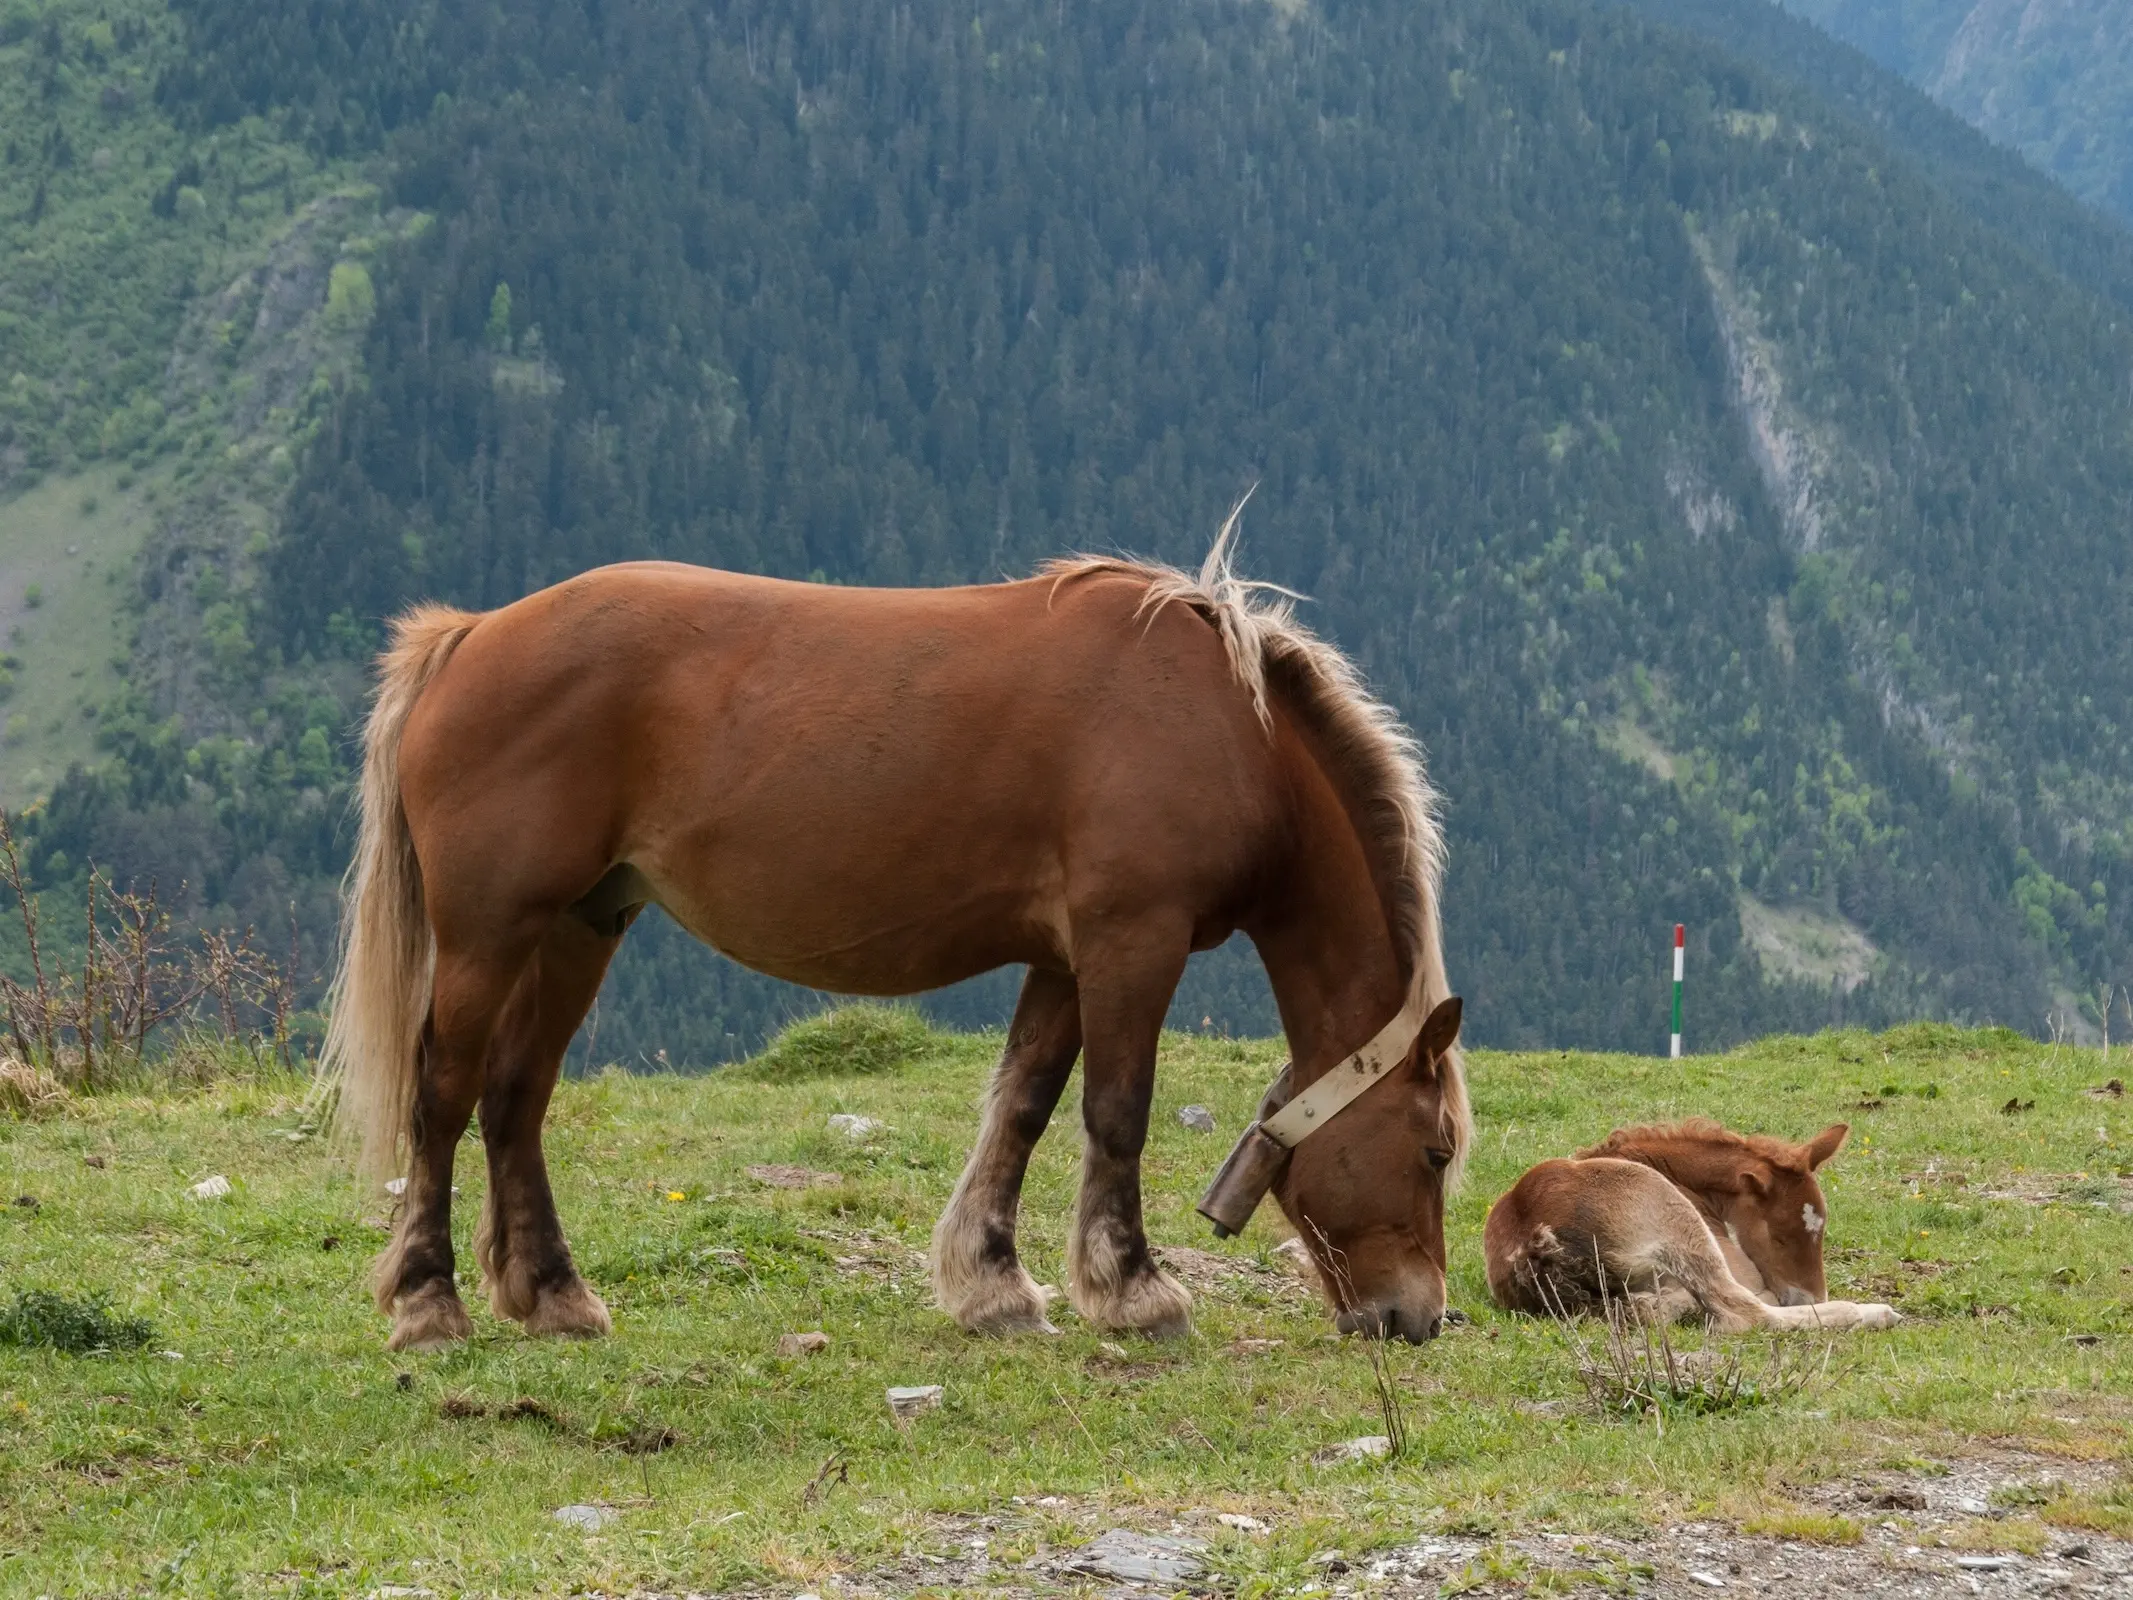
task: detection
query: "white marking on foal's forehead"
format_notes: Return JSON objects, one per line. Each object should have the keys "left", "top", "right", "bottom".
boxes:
{"left": 1801, "top": 1202, "right": 1825, "bottom": 1235}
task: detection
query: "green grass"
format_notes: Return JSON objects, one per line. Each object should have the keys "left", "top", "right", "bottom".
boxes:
{"left": 0, "top": 1020, "right": 2128, "bottom": 1595}
{"left": 0, "top": 466, "right": 150, "bottom": 807}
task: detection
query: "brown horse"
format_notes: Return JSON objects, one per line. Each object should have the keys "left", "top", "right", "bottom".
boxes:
{"left": 1483, "top": 1120, "right": 1899, "bottom": 1331}
{"left": 323, "top": 523, "right": 1472, "bottom": 1351}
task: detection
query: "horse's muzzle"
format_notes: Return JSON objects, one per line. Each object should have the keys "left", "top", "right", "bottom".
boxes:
{"left": 1336, "top": 1304, "right": 1444, "bottom": 1343}
{"left": 1776, "top": 1284, "right": 1817, "bottom": 1308}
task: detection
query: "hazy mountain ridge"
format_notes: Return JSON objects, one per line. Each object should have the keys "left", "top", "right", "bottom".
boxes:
{"left": 1777, "top": 0, "right": 2133, "bottom": 224}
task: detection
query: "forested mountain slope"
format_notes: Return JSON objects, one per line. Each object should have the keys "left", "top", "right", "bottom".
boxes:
{"left": 1778, "top": 0, "right": 2133, "bottom": 226}
{"left": 10, "top": 0, "right": 2133, "bottom": 1059}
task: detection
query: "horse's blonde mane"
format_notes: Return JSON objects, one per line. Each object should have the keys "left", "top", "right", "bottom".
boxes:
{"left": 1042, "top": 502, "right": 1471, "bottom": 1183}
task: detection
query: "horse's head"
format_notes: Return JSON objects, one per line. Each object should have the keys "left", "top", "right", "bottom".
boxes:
{"left": 1713, "top": 1122, "right": 1848, "bottom": 1304}
{"left": 1269, "top": 997, "right": 1466, "bottom": 1344}
{"left": 1581, "top": 1119, "right": 1850, "bottom": 1306}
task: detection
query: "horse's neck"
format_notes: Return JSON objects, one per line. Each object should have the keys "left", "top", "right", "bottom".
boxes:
{"left": 1250, "top": 808, "right": 1409, "bottom": 1087}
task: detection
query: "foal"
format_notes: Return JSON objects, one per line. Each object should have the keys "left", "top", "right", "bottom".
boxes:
{"left": 1484, "top": 1119, "right": 1899, "bottom": 1331}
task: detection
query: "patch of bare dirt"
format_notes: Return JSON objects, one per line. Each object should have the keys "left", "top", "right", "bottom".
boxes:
{"left": 1154, "top": 1243, "right": 1313, "bottom": 1304}
{"left": 744, "top": 1164, "right": 844, "bottom": 1190}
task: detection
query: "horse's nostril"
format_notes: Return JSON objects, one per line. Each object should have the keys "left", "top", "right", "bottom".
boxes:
{"left": 1425, "top": 1313, "right": 1443, "bottom": 1341}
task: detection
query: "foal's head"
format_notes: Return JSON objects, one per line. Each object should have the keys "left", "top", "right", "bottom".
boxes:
{"left": 1581, "top": 1119, "right": 1851, "bottom": 1305}
{"left": 1271, "top": 997, "right": 1466, "bottom": 1343}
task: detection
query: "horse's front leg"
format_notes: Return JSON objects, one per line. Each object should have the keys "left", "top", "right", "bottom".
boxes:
{"left": 1064, "top": 922, "right": 1193, "bottom": 1338}
{"left": 932, "top": 967, "right": 1082, "bottom": 1333}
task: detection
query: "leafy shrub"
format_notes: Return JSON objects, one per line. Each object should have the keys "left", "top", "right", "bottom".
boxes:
{"left": 737, "top": 1004, "right": 935, "bottom": 1081}
{"left": 0, "top": 1288, "right": 155, "bottom": 1354}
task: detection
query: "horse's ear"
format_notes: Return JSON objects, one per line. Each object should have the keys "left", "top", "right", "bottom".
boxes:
{"left": 1255, "top": 1061, "right": 1296, "bottom": 1122}
{"left": 1417, "top": 996, "right": 1463, "bottom": 1063}
{"left": 1736, "top": 1165, "right": 1770, "bottom": 1196}
{"left": 1803, "top": 1122, "right": 1849, "bottom": 1170}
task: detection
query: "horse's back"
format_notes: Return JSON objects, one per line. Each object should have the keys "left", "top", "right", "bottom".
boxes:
{"left": 394, "top": 560, "right": 1280, "bottom": 991}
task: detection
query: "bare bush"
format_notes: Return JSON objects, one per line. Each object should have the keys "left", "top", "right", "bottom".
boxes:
{"left": 0, "top": 810, "right": 303, "bottom": 1087}
{"left": 1545, "top": 1273, "right": 1842, "bottom": 1426}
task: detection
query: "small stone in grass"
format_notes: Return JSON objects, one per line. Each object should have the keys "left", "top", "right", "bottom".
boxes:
{"left": 1686, "top": 1572, "right": 1725, "bottom": 1589}
{"left": 1955, "top": 1555, "right": 2016, "bottom": 1571}
{"left": 886, "top": 1384, "right": 943, "bottom": 1421}
{"left": 553, "top": 1503, "right": 613, "bottom": 1531}
{"left": 189, "top": 1175, "right": 231, "bottom": 1200}
{"left": 827, "top": 1113, "right": 882, "bottom": 1139}
{"left": 777, "top": 1331, "right": 831, "bottom": 1357}
{"left": 1217, "top": 1513, "right": 1269, "bottom": 1534}
{"left": 1177, "top": 1104, "right": 1216, "bottom": 1132}
{"left": 83, "top": 1154, "right": 105, "bottom": 1168}
{"left": 1070, "top": 1529, "right": 1206, "bottom": 1583}
{"left": 1311, "top": 1435, "right": 1392, "bottom": 1466}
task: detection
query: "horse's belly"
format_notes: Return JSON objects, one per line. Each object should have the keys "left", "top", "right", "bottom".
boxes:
{"left": 643, "top": 855, "right": 1062, "bottom": 997}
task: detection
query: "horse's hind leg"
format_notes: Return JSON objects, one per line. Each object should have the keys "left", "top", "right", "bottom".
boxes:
{"left": 476, "top": 915, "right": 622, "bottom": 1338}
{"left": 932, "top": 967, "right": 1082, "bottom": 1334}
{"left": 376, "top": 948, "right": 528, "bottom": 1352}
{"left": 1065, "top": 920, "right": 1194, "bottom": 1338}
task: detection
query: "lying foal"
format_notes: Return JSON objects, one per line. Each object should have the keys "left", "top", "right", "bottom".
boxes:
{"left": 1484, "top": 1119, "right": 1899, "bottom": 1331}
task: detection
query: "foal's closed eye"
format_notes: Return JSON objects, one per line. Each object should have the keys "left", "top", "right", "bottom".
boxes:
{"left": 1424, "top": 1147, "right": 1454, "bottom": 1171}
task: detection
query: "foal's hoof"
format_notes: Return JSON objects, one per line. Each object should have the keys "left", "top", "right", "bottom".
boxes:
{"left": 523, "top": 1278, "right": 612, "bottom": 1339}
{"left": 1859, "top": 1303, "right": 1902, "bottom": 1330}
{"left": 388, "top": 1286, "right": 475, "bottom": 1352}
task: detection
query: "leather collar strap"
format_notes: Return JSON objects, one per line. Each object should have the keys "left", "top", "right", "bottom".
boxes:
{"left": 1259, "top": 995, "right": 1428, "bottom": 1149}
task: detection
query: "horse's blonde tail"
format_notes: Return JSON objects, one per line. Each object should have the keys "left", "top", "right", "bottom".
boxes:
{"left": 316, "top": 604, "right": 483, "bottom": 1181}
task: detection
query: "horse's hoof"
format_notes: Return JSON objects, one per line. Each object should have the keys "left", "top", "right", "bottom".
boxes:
{"left": 949, "top": 1277, "right": 1058, "bottom": 1336}
{"left": 388, "top": 1287, "right": 475, "bottom": 1352}
{"left": 1072, "top": 1268, "right": 1193, "bottom": 1339}
{"left": 523, "top": 1279, "right": 612, "bottom": 1339}
{"left": 1862, "top": 1303, "right": 1901, "bottom": 1329}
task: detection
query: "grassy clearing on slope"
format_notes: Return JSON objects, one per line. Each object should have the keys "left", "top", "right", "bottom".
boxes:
{"left": 0, "top": 466, "right": 148, "bottom": 807}
{"left": 0, "top": 1021, "right": 2127, "bottom": 1595}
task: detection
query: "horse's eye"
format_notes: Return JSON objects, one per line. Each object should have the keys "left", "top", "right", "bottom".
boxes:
{"left": 1424, "top": 1148, "right": 1453, "bottom": 1172}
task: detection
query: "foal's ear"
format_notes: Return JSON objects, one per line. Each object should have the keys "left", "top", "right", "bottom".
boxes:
{"left": 1803, "top": 1122, "right": 1849, "bottom": 1170}
{"left": 1417, "top": 996, "right": 1463, "bottom": 1064}
{"left": 1735, "top": 1166, "right": 1771, "bottom": 1196}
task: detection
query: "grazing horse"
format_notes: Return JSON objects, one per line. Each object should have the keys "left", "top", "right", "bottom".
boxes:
{"left": 323, "top": 521, "right": 1472, "bottom": 1351}
{"left": 1483, "top": 1120, "right": 1899, "bottom": 1331}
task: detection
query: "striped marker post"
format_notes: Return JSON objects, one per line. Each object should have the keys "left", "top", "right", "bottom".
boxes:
{"left": 1670, "top": 923, "right": 1685, "bottom": 1060}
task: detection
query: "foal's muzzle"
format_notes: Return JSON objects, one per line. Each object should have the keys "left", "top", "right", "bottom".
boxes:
{"left": 1336, "top": 1304, "right": 1443, "bottom": 1344}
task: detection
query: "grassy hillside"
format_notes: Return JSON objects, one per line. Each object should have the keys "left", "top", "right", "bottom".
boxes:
{"left": 0, "top": 469, "right": 148, "bottom": 810}
{"left": 0, "top": 1020, "right": 2128, "bottom": 1593}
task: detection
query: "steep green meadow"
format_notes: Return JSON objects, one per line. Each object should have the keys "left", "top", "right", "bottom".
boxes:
{"left": 0, "top": 1019, "right": 2127, "bottom": 1594}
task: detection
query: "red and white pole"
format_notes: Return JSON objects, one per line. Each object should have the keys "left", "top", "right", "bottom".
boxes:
{"left": 1670, "top": 923, "right": 1685, "bottom": 1060}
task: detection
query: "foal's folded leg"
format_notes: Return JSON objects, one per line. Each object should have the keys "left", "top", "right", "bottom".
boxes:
{"left": 932, "top": 968, "right": 1082, "bottom": 1334}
